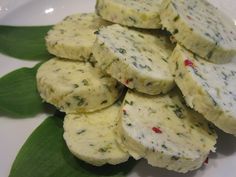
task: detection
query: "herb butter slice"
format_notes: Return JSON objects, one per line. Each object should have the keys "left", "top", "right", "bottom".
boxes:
{"left": 117, "top": 90, "right": 217, "bottom": 173}
{"left": 169, "top": 44, "right": 236, "bottom": 136}
{"left": 93, "top": 24, "right": 175, "bottom": 95}
{"left": 46, "top": 13, "right": 110, "bottom": 61}
{"left": 63, "top": 103, "right": 129, "bottom": 166}
{"left": 96, "top": 0, "right": 163, "bottom": 29}
{"left": 160, "top": 0, "right": 236, "bottom": 63}
{"left": 36, "top": 57, "right": 123, "bottom": 113}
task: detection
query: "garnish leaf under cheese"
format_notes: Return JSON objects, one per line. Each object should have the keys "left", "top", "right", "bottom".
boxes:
{"left": 9, "top": 115, "right": 136, "bottom": 177}
{"left": 0, "top": 63, "right": 43, "bottom": 117}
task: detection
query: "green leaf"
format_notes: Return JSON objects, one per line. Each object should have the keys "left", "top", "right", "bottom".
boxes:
{"left": 0, "top": 25, "right": 53, "bottom": 60}
{"left": 0, "top": 64, "right": 44, "bottom": 117}
{"left": 9, "top": 115, "right": 137, "bottom": 177}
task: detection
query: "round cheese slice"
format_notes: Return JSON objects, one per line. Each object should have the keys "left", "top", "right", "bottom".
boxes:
{"left": 93, "top": 24, "right": 175, "bottom": 95}
{"left": 169, "top": 44, "right": 236, "bottom": 136}
{"left": 117, "top": 90, "right": 217, "bottom": 173}
{"left": 36, "top": 57, "right": 124, "bottom": 113}
{"left": 160, "top": 0, "right": 236, "bottom": 63}
{"left": 96, "top": 0, "right": 163, "bottom": 29}
{"left": 63, "top": 103, "right": 129, "bottom": 166}
{"left": 45, "top": 13, "right": 110, "bottom": 61}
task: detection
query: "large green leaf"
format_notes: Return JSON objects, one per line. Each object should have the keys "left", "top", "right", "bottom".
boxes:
{"left": 0, "top": 25, "right": 53, "bottom": 60}
{"left": 0, "top": 63, "right": 44, "bottom": 117}
{"left": 9, "top": 115, "right": 137, "bottom": 177}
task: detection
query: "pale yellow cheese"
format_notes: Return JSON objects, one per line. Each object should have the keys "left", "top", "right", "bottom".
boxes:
{"left": 96, "top": 0, "right": 163, "bottom": 29}
{"left": 63, "top": 103, "right": 129, "bottom": 166}
{"left": 46, "top": 13, "right": 110, "bottom": 60}
{"left": 160, "top": 0, "right": 236, "bottom": 63}
{"left": 36, "top": 57, "right": 124, "bottom": 113}
{"left": 117, "top": 89, "right": 217, "bottom": 173}
{"left": 169, "top": 44, "right": 236, "bottom": 136}
{"left": 93, "top": 24, "right": 175, "bottom": 95}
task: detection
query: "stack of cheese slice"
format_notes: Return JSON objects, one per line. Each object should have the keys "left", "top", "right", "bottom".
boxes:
{"left": 37, "top": 12, "right": 129, "bottom": 167}
{"left": 35, "top": 0, "right": 236, "bottom": 174}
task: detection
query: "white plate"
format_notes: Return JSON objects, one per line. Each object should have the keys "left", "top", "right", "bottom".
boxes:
{"left": 0, "top": 1, "right": 236, "bottom": 177}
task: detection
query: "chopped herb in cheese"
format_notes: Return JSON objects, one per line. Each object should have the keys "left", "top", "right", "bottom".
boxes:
{"left": 93, "top": 24, "right": 175, "bottom": 95}
{"left": 96, "top": 0, "right": 163, "bottom": 29}
{"left": 160, "top": 0, "right": 236, "bottom": 63}
{"left": 45, "top": 13, "right": 110, "bottom": 60}
{"left": 63, "top": 103, "right": 129, "bottom": 166}
{"left": 117, "top": 89, "right": 217, "bottom": 173}
{"left": 36, "top": 57, "right": 124, "bottom": 113}
{"left": 169, "top": 44, "right": 236, "bottom": 136}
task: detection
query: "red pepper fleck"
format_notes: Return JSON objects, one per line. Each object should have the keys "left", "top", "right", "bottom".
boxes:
{"left": 186, "top": 15, "right": 192, "bottom": 20}
{"left": 184, "top": 59, "right": 194, "bottom": 67}
{"left": 204, "top": 157, "right": 209, "bottom": 164}
{"left": 125, "top": 78, "right": 133, "bottom": 85}
{"left": 123, "top": 109, "right": 127, "bottom": 115}
{"left": 152, "top": 127, "right": 162, "bottom": 134}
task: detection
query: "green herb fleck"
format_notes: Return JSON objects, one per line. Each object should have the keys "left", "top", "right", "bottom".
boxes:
{"left": 173, "top": 15, "right": 180, "bottom": 21}
{"left": 139, "top": 64, "right": 152, "bottom": 71}
{"left": 94, "top": 30, "right": 99, "bottom": 35}
{"left": 146, "top": 82, "right": 152, "bottom": 86}
{"left": 138, "top": 34, "right": 144, "bottom": 38}
{"left": 98, "top": 148, "right": 107, "bottom": 153}
{"left": 117, "top": 48, "right": 126, "bottom": 54}
{"left": 124, "top": 100, "right": 134, "bottom": 105}
{"left": 129, "top": 17, "right": 137, "bottom": 24}
{"left": 161, "top": 57, "right": 168, "bottom": 63}
{"left": 178, "top": 72, "right": 183, "bottom": 79}
{"left": 73, "top": 96, "right": 85, "bottom": 106}
{"left": 162, "top": 144, "right": 168, "bottom": 149}
{"left": 82, "top": 79, "right": 89, "bottom": 86}
{"left": 173, "top": 29, "right": 179, "bottom": 35}
{"left": 175, "top": 62, "right": 179, "bottom": 70}
{"left": 207, "top": 50, "right": 213, "bottom": 59}
{"left": 77, "top": 129, "right": 86, "bottom": 135}
{"left": 98, "top": 145, "right": 111, "bottom": 153}
{"left": 169, "top": 104, "right": 184, "bottom": 119}
{"left": 176, "top": 132, "right": 184, "bottom": 136}
{"left": 73, "top": 84, "right": 79, "bottom": 88}
{"left": 126, "top": 123, "right": 132, "bottom": 127}
{"left": 100, "top": 100, "right": 108, "bottom": 105}
{"left": 171, "top": 156, "right": 180, "bottom": 161}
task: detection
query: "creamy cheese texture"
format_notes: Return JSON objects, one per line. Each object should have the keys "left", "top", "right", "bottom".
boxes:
{"left": 169, "top": 44, "right": 236, "bottom": 136}
{"left": 45, "top": 13, "right": 110, "bottom": 60}
{"left": 93, "top": 24, "right": 175, "bottom": 95}
{"left": 117, "top": 90, "right": 217, "bottom": 173}
{"left": 96, "top": 0, "right": 163, "bottom": 29}
{"left": 36, "top": 57, "right": 123, "bottom": 113}
{"left": 160, "top": 0, "right": 236, "bottom": 63}
{"left": 63, "top": 102, "right": 129, "bottom": 166}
